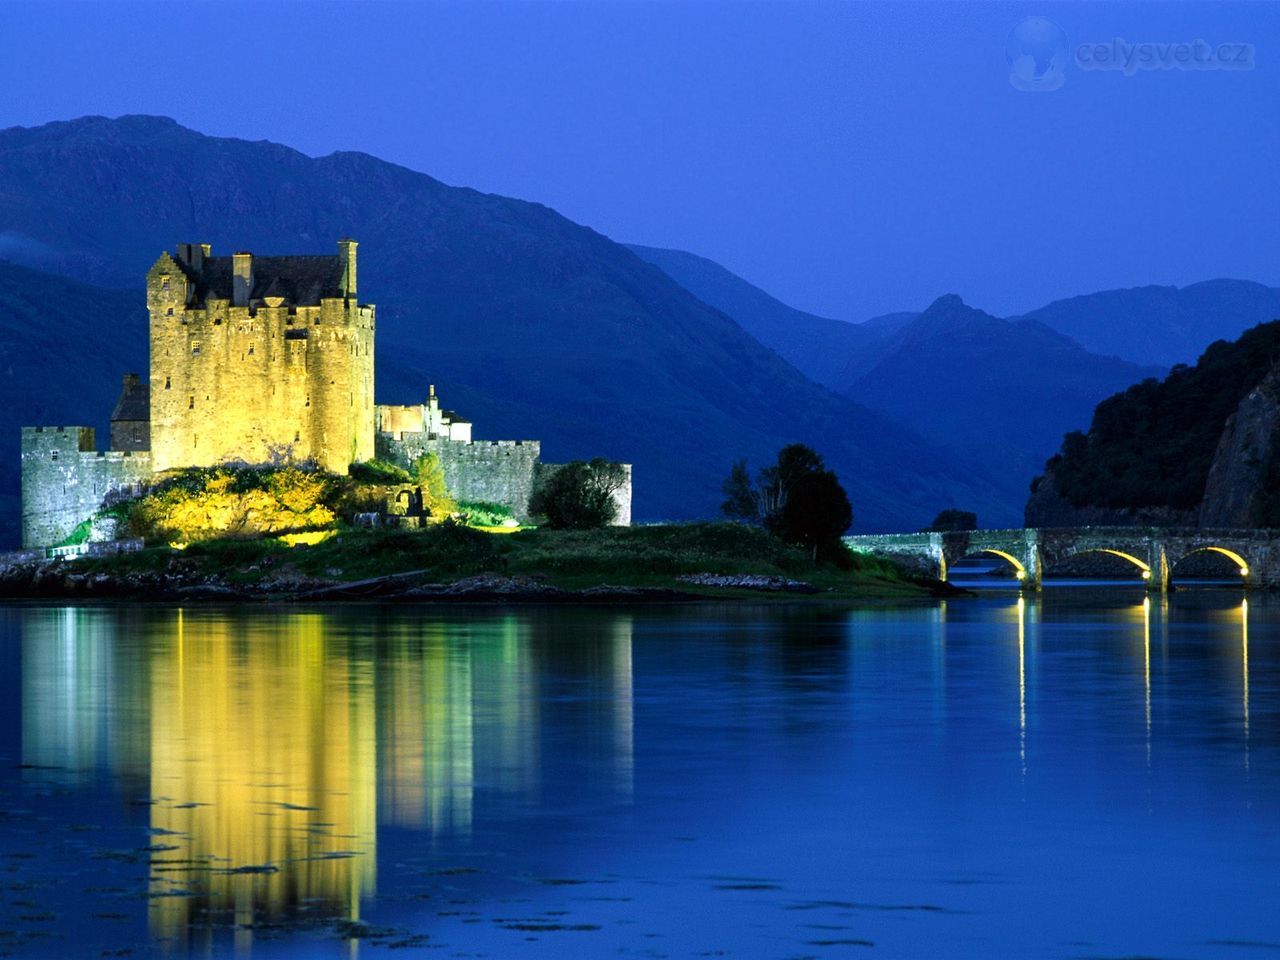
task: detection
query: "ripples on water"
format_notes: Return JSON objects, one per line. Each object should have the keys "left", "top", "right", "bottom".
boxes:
{"left": 0, "top": 593, "right": 1276, "bottom": 958}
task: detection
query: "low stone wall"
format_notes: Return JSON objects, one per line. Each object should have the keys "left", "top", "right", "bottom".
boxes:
{"left": 375, "top": 434, "right": 541, "bottom": 522}
{"left": 21, "top": 427, "right": 153, "bottom": 549}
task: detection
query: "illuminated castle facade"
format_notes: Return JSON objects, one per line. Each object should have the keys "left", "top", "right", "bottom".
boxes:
{"left": 20, "top": 240, "right": 630, "bottom": 549}
{"left": 146, "top": 241, "right": 375, "bottom": 474}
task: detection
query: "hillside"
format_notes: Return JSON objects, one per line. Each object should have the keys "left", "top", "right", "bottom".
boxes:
{"left": 0, "top": 261, "right": 147, "bottom": 545}
{"left": 0, "top": 115, "right": 1014, "bottom": 532}
{"left": 1027, "top": 320, "right": 1280, "bottom": 526}
{"left": 626, "top": 244, "right": 888, "bottom": 389}
{"left": 843, "top": 295, "right": 1164, "bottom": 493}
{"left": 1016, "top": 280, "right": 1280, "bottom": 367}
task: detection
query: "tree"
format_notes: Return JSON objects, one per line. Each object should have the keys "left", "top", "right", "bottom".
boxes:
{"left": 414, "top": 453, "right": 458, "bottom": 518}
{"left": 721, "top": 444, "right": 854, "bottom": 559}
{"left": 721, "top": 459, "right": 760, "bottom": 522}
{"left": 530, "top": 459, "right": 628, "bottom": 529}
{"left": 928, "top": 509, "right": 977, "bottom": 532}
{"left": 773, "top": 470, "right": 853, "bottom": 560}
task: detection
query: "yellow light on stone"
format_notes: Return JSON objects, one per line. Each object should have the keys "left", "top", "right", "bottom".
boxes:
{"left": 169, "top": 542, "right": 189, "bottom": 551}
{"left": 1240, "top": 566, "right": 1250, "bottom": 577}
{"left": 1142, "top": 570, "right": 1152, "bottom": 580}
{"left": 1014, "top": 570, "right": 1025, "bottom": 580}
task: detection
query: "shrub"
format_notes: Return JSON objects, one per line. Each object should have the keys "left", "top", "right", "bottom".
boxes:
{"left": 414, "top": 453, "right": 458, "bottom": 517}
{"left": 349, "top": 459, "right": 413, "bottom": 484}
{"left": 529, "top": 459, "right": 627, "bottom": 529}
{"left": 127, "top": 465, "right": 336, "bottom": 543}
{"left": 458, "top": 500, "right": 517, "bottom": 527}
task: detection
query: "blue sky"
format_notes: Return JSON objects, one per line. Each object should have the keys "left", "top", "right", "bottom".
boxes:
{"left": 1, "top": 1, "right": 1276, "bottom": 320}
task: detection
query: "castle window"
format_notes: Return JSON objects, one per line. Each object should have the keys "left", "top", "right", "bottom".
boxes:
{"left": 305, "top": 395, "right": 311, "bottom": 407}
{"left": 294, "top": 431, "right": 300, "bottom": 443}
{"left": 50, "top": 450, "right": 58, "bottom": 461}
{"left": 161, "top": 276, "right": 170, "bottom": 292}
{"left": 165, "top": 377, "right": 171, "bottom": 390}
{"left": 192, "top": 342, "right": 201, "bottom": 356}
{"left": 167, "top": 308, "right": 173, "bottom": 317}
{"left": 248, "top": 344, "right": 255, "bottom": 356}
{"left": 189, "top": 396, "right": 195, "bottom": 410}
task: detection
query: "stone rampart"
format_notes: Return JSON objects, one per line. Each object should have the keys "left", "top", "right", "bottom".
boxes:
{"left": 375, "top": 434, "right": 541, "bottom": 522}
{"left": 21, "top": 427, "right": 153, "bottom": 549}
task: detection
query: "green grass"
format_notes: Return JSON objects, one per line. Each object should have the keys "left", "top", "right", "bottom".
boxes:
{"left": 71, "top": 522, "right": 933, "bottom": 599}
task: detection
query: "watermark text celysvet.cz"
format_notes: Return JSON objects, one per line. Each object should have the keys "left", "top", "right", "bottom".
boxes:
{"left": 1006, "top": 18, "right": 1255, "bottom": 92}
{"left": 1077, "top": 38, "right": 1254, "bottom": 75}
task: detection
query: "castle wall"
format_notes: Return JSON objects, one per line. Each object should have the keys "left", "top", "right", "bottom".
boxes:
{"left": 146, "top": 254, "right": 374, "bottom": 475}
{"left": 21, "top": 427, "right": 153, "bottom": 549}
{"left": 375, "top": 434, "right": 541, "bottom": 522}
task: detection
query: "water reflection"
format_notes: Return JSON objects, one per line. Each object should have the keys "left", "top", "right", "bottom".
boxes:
{"left": 147, "top": 612, "right": 378, "bottom": 947}
{"left": 7, "top": 598, "right": 1276, "bottom": 959}
{"left": 17, "top": 607, "right": 636, "bottom": 952}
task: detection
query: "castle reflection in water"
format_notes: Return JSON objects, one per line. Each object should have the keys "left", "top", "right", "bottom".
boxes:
{"left": 18, "top": 607, "right": 635, "bottom": 950}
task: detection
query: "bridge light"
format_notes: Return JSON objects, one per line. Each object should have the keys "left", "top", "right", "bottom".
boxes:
{"left": 1015, "top": 570, "right": 1025, "bottom": 580}
{"left": 1240, "top": 566, "right": 1249, "bottom": 577}
{"left": 1141, "top": 570, "right": 1151, "bottom": 580}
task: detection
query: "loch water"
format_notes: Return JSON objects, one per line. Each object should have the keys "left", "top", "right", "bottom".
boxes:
{"left": 0, "top": 593, "right": 1276, "bottom": 958}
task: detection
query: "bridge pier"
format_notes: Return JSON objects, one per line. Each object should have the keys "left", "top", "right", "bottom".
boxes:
{"left": 1149, "top": 541, "right": 1170, "bottom": 593}
{"left": 1021, "top": 530, "right": 1042, "bottom": 592}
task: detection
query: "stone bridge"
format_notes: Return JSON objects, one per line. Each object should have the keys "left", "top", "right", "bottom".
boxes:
{"left": 844, "top": 527, "right": 1280, "bottom": 590}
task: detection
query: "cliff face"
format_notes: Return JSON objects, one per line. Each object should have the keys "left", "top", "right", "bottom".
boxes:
{"left": 1026, "top": 358, "right": 1280, "bottom": 529}
{"left": 1199, "top": 364, "right": 1280, "bottom": 527}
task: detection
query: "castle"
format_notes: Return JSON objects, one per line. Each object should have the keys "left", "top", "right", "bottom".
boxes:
{"left": 21, "top": 240, "right": 630, "bottom": 549}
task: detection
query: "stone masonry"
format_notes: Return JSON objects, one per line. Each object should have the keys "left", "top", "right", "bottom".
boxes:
{"left": 20, "top": 238, "right": 633, "bottom": 549}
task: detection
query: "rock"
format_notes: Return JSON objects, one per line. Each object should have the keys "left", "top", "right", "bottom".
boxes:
{"left": 675, "top": 573, "right": 819, "bottom": 594}
{"left": 1200, "top": 364, "right": 1280, "bottom": 527}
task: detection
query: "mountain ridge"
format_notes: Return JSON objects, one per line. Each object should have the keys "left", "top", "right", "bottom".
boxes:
{"left": 0, "top": 114, "right": 1013, "bottom": 533}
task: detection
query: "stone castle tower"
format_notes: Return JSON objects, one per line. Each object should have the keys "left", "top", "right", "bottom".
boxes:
{"left": 146, "top": 240, "right": 374, "bottom": 474}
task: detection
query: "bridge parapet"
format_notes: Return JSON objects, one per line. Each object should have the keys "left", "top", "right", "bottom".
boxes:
{"left": 845, "top": 526, "right": 1280, "bottom": 590}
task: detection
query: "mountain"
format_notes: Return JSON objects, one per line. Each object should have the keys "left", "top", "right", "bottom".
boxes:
{"left": 625, "top": 244, "right": 890, "bottom": 389}
{"left": 1026, "top": 320, "right": 1280, "bottom": 527}
{"left": 0, "top": 115, "right": 1014, "bottom": 533}
{"left": 842, "top": 295, "right": 1165, "bottom": 490}
{"left": 0, "top": 261, "right": 148, "bottom": 545}
{"left": 1016, "top": 280, "right": 1280, "bottom": 367}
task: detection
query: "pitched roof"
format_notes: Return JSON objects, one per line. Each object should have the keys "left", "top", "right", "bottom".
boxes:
{"left": 111, "top": 377, "right": 149, "bottom": 422}
{"left": 180, "top": 254, "right": 345, "bottom": 306}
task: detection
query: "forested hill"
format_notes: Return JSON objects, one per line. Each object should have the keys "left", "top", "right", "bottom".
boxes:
{"left": 1027, "top": 320, "right": 1280, "bottom": 526}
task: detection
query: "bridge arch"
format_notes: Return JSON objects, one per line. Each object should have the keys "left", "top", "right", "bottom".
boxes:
{"left": 955, "top": 548, "right": 1027, "bottom": 581}
{"left": 1170, "top": 545, "right": 1251, "bottom": 579}
{"left": 1052, "top": 547, "right": 1152, "bottom": 581}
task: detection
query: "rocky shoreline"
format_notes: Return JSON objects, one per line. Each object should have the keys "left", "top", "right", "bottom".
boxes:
{"left": 0, "top": 563, "right": 893, "bottom": 604}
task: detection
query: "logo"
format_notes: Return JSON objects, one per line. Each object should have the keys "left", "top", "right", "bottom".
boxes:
{"left": 1006, "top": 17, "right": 1069, "bottom": 92}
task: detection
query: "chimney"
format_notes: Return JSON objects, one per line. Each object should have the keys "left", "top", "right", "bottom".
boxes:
{"left": 232, "top": 251, "right": 253, "bottom": 306}
{"left": 175, "top": 243, "right": 207, "bottom": 271}
{"left": 338, "top": 238, "right": 357, "bottom": 299}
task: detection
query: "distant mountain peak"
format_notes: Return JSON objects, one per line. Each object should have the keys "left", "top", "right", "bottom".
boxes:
{"left": 924, "top": 293, "right": 968, "bottom": 312}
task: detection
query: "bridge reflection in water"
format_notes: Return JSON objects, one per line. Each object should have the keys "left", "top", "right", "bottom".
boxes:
{"left": 18, "top": 607, "right": 635, "bottom": 953}
{"left": 845, "top": 527, "right": 1274, "bottom": 590}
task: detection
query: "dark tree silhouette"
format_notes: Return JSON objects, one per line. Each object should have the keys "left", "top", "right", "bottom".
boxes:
{"left": 928, "top": 509, "right": 977, "bottom": 532}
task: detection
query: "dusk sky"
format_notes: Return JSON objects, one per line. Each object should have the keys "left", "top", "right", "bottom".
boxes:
{"left": 2, "top": 1, "right": 1276, "bottom": 321}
